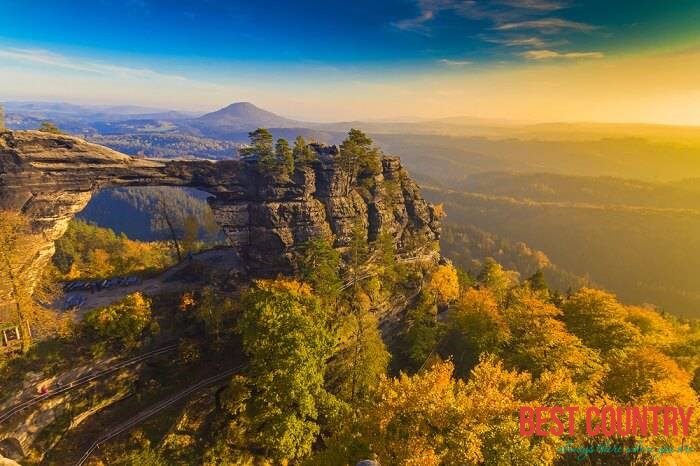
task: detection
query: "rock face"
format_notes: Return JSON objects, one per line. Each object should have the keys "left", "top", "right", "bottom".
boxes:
{"left": 0, "top": 130, "right": 440, "bottom": 303}
{"left": 209, "top": 154, "right": 441, "bottom": 275}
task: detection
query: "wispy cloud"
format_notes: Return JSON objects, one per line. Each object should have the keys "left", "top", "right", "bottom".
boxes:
{"left": 482, "top": 36, "right": 549, "bottom": 47}
{"left": 496, "top": 0, "right": 567, "bottom": 11}
{"left": 521, "top": 49, "right": 604, "bottom": 60}
{"left": 438, "top": 58, "right": 473, "bottom": 66}
{"left": 495, "top": 18, "right": 597, "bottom": 33}
{"left": 0, "top": 47, "right": 188, "bottom": 81}
{"left": 392, "top": 10, "right": 434, "bottom": 33}
{"left": 393, "top": 0, "right": 569, "bottom": 33}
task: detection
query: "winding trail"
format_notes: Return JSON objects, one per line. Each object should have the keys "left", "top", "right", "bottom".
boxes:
{"left": 75, "top": 364, "right": 244, "bottom": 466}
{"left": 0, "top": 344, "right": 177, "bottom": 425}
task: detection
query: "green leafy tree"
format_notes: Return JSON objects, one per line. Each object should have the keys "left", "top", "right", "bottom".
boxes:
{"left": 116, "top": 445, "right": 167, "bottom": 466}
{"left": 194, "top": 286, "right": 235, "bottom": 343}
{"left": 38, "top": 121, "right": 63, "bottom": 134}
{"left": 108, "top": 432, "right": 169, "bottom": 466}
{"left": 375, "top": 230, "right": 404, "bottom": 288}
{"left": 455, "top": 265, "right": 474, "bottom": 295}
{"left": 526, "top": 268, "right": 548, "bottom": 292}
{"left": 503, "top": 288, "right": 604, "bottom": 393}
{"left": 315, "top": 358, "right": 566, "bottom": 466}
{"left": 293, "top": 135, "right": 317, "bottom": 163}
{"left": 203, "top": 375, "right": 256, "bottom": 465}
{"left": 239, "top": 128, "right": 275, "bottom": 168}
{"left": 402, "top": 292, "right": 440, "bottom": 366}
{"left": 328, "top": 298, "right": 390, "bottom": 401}
{"left": 275, "top": 137, "right": 294, "bottom": 174}
{"left": 237, "top": 279, "right": 336, "bottom": 462}
{"left": 425, "top": 263, "right": 460, "bottom": 307}
{"left": 298, "top": 237, "right": 342, "bottom": 304}
{"left": 477, "top": 257, "right": 514, "bottom": 305}
{"left": 338, "top": 128, "right": 382, "bottom": 193}
{"left": 53, "top": 219, "right": 173, "bottom": 280}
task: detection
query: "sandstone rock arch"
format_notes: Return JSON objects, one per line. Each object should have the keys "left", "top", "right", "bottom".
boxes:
{"left": 0, "top": 130, "right": 441, "bottom": 309}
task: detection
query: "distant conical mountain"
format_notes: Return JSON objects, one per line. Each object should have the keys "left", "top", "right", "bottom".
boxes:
{"left": 196, "top": 102, "right": 304, "bottom": 130}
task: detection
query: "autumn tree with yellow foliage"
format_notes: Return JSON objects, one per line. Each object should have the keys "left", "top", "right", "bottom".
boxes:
{"left": 562, "top": 288, "right": 642, "bottom": 353}
{"left": 443, "top": 288, "right": 511, "bottom": 375}
{"left": 0, "top": 211, "right": 62, "bottom": 352}
{"left": 313, "top": 358, "right": 572, "bottom": 466}
{"left": 424, "top": 263, "right": 460, "bottom": 307}
{"left": 53, "top": 219, "right": 174, "bottom": 280}
{"left": 83, "top": 292, "right": 155, "bottom": 349}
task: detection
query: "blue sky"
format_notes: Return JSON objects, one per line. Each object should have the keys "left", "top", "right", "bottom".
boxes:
{"left": 1, "top": 1, "right": 700, "bottom": 122}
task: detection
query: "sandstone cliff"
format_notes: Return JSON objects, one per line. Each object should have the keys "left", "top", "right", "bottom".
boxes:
{"left": 0, "top": 130, "right": 440, "bottom": 303}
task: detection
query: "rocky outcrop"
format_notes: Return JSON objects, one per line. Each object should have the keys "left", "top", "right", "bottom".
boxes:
{"left": 0, "top": 130, "right": 440, "bottom": 303}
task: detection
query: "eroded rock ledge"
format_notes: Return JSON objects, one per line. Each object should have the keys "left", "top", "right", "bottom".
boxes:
{"left": 0, "top": 130, "right": 440, "bottom": 301}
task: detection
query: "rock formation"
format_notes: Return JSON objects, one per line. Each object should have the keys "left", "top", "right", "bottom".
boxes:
{"left": 0, "top": 130, "right": 441, "bottom": 306}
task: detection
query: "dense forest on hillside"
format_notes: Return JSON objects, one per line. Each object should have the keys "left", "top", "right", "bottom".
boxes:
{"left": 440, "top": 224, "right": 590, "bottom": 293}
{"left": 79, "top": 187, "right": 221, "bottom": 242}
{"left": 424, "top": 177, "right": 700, "bottom": 317}
{"left": 89, "top": 134, "right": 241, "bottom": 159}
{"left": 7, "top": 227, "right": 700, "bottom": 464}
{"left": 456, "top": 172, "right": 700, "bottom": 209}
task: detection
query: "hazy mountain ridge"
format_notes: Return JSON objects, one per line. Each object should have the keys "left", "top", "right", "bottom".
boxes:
{"left": 8, "top": 100, "right": 700, "bottom": 148}
{"left": 195, "top": 102, "right": 303, "bottom": 128}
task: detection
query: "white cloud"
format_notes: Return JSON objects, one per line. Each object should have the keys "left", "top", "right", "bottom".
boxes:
{"left": 521, "top": 49, "right": 604, "bottom": 60}
{"left": 496, "top": 0, "right": 566, "bottom": 11}
{"left": 505, "top": 37, "right": 548, "bottom": 47}
{"left": 482, "top": 36, "right": 549, "bottom": 47}
{"left": 438, "top": 59, "right": 473, "bottom": 66}
{"left": 495, "top": 18, "right": 597, "bottom": 33}
{"left": 0, "top": 47, "right": 188, "bottom": 81}
{"left": 392, "top": 10, "right": 434, "bottom": 33}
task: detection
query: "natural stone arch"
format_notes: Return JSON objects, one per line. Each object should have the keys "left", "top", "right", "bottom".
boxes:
{"left": 0, "top": 130, "right": 441, "bottom": 310}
